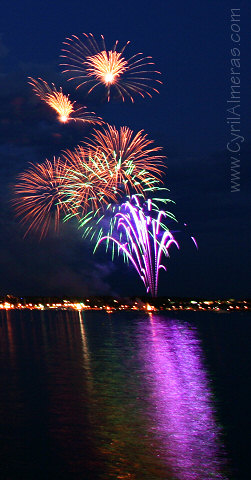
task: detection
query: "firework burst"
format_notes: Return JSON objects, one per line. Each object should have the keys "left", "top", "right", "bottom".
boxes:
{"left": 83, "top": 124, "right": 165, "bottom": 195}
{"left": 78, "top": 190, "right": 176, "bottom": 249}
{"left": 61, "top": 146, "right": 118, "bottom": 217}
{"left": 97, "top": 195, "right": 179, "bottom": 296}
{"left": 28, "top": 77, "right": 103, "bottom": 124}
{"left": 60, "top": 33, "right": 162, "bottom": 102}
{"left": 12, "top": 157, "right": 68, "bottom": 239}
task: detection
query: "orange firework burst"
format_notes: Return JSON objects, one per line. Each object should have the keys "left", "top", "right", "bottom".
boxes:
{"left": 83, "top": 124, "right": 165, "bottom": 195}
{"left": 12, "top": 157, "right": 68, "bottom": 239}
{"left": 61, "top": 146, "right": 118, "bottom": 216}
{"left": 28, "top": 77, "right": 103, "bottom": 124}
{"left": 85, "top": 50, "right": 128, "bottom": 86}
{"left": 60, "top": 33, "right": 162, "bottom": 102}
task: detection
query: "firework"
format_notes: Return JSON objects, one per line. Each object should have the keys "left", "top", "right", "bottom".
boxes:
{"left": 28, "top": 77, "right": 103, "bottom": 124}
{"left": 78, "top": 190, "right": 177, "bottom": 251}
{"left": 61, "top": 146, "right": 118, "bottom": 217}
{"left": 83, "top": 124, "right": 165, "bottom": 195}
{"left": 97, "top": 196, "right": 179, "bottom": 296}
{"left": 60, "top": 33, "right": 162, "bottom": 102}
{"left": 12, "top": 157, "right": 68, "bottom": 239}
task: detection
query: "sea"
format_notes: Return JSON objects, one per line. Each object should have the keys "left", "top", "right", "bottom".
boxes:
{"left": 0, "top": 309, "right": 250, "bottom": 480}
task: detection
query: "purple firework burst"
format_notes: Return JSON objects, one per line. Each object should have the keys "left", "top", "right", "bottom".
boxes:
{"left": 97, "top": 195, "right": 179, "bottom": 296}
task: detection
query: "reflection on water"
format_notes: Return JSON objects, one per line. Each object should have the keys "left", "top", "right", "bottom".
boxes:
{"left": 0, "top": 310, "right": 227, "bottom": 480}
{"left": 137, "top": 315, "right": 226, "bottom": 479}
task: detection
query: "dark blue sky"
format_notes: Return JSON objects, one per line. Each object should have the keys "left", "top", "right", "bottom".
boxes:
{"left": 0, "top": 0, "right": 250, "bottom": 298}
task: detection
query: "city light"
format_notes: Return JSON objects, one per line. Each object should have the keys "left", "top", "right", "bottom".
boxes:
{"left": 0, "top": 297, "right": 249, "bottom": 312}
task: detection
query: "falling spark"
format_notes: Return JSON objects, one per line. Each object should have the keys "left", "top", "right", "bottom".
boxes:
{"left": 97, "top": 195, "right": 179, "bottom": 296}
{"left": 28, "top": 77, "right": 103, "bottom": 124}
{"left": 60, "top": 33, "right": 162, "bottom": 102}
{"left": 191, "top": 236, "right": 198, "bottom": 249}
{"left": 77, "top": 190, "right": 176, "bottom": 251}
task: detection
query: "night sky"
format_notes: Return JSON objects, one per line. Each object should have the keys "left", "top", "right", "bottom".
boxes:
{"left": 0, "top": 0, "right": 250, "bottom": 298}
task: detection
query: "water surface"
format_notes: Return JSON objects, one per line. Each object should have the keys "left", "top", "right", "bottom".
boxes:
{"left": 0, "top": 310, "right": 249, "bottom": 479}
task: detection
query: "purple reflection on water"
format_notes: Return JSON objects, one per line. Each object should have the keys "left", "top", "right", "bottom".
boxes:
{"left": 138, "top": 315, "right": 227, "bottom": 480}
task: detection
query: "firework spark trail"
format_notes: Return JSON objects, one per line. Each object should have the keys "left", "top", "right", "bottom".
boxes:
{"left": 61, "top": 146, "right": 119, "bottom": 216}
{"left": 97, "top": 196, "right": 179, "bottom": 296}
{"left": 60, "top": 124, "right": 165, "bottom": 225}
{"left": 60, "top": 33, "right": 162, "bottom": 102}
{"left": 12, "top": 157, "right": 69, "bottom": 239}
{"left": 83, "top": 124, "right": 166, "bottom": 195}
{"left": 76, "top": 191, "right": 176, "bottom": 254}
{"left": 191, "top": 236, "right": 198, "bottom": 249}
{"left": 28, "top": 77, "right": 103, "bottom": 124}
